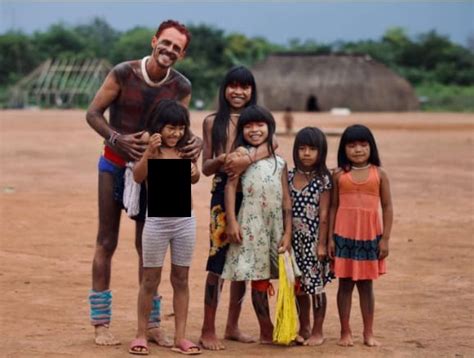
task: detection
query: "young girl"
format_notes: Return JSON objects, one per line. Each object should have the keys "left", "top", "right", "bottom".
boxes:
{"left": 221, "top": 105, "right": 292, "bottom": 344}
{"left": 288, "top": 127, "right": 333, "bottom": 346}
{"left": 200, "top": 66, "right": 274, "bottom": 350}
{"left": 328, "top": 124, "right": 393, "bottom": 347}
{"left": 129, "top": 100, "right": 201, "bottom": 355}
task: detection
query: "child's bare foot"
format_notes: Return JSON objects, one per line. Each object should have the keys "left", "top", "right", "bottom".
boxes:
{"left": 259, "top": 333, "right": 274, "bottom": 345}
{"left": 337, "top": 332, "right": 354, "bottom": 347}
{"left": 304, "top": 333, "right": 325, "bottom": 346}
{"left": 147, "top": 327, "right": 173, "bottom": 347}
{"left": 224, "top": 328, "right": 256, "bottom": 343}
{"left": 199, "top": 332, "right": 225, "bottom": 350}
{"left": 94, "top": 325, "right": 121, "bottom": 346}
{"left": 294, "top": 335, "right": 306, "bottom": 345}
{"left": 364, "top": 334, "right": 381, "bottom": 347}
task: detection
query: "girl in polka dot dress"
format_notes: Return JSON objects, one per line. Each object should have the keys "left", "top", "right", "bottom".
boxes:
{"left": 288, "top": 127, "right": 333, "bottom": 346}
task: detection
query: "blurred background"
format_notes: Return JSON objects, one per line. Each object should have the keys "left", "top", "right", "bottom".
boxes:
{"left": 1, "top": 0, "right": 473, "bottom": 111}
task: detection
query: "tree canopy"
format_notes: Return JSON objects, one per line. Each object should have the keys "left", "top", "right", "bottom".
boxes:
{"left": 1, "top": 19, "right": 472, "bottom": 110}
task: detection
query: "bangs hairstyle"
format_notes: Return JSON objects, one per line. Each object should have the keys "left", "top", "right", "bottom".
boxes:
{"left": 337, "top": 124, "right": 381, "bottom": 171}
{"left": 145, "top": 99, "right": 191, "bottom": 149}
{"left": 155, "top": 20, "right": 191, "bottom": 51}
{"left": 293, "top": 127, "right": 331, "bottom": 179}
{"left": 211, "top": 66, "right": 257, "bottom": 157}
{"left": 234, "top": 105, "right": 276, "bottom": 164}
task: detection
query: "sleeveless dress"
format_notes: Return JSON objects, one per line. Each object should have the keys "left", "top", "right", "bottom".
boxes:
{"left": 221, "top": 156, "right": 285, "bottom": 281}
{"left": 333, "top": 165, "right": 386, "bottom": 280}
{"left": 288, "top": 169, "right": 333, "bottom": 295}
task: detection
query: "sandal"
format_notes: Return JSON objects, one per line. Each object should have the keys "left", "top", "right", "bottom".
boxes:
{"left": 171, "top": 338, "right": 202, "bottom": 355}
{"left": 129, "top": 337, "right": 149, "bottom": 355}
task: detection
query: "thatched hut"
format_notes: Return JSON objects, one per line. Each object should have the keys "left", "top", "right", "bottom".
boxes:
{"left": 251, "top": 53, "right": 419, "bottom": 111}
{"left": 8, "top": 58, "right": 111, "bottom": 108}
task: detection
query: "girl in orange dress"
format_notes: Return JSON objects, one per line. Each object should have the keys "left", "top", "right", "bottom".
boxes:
{"left": 328, "top": 124, "right": 393, "bottom": 347}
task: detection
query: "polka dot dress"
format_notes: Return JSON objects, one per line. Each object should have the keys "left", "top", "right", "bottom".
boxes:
{"left": 289, "top": 168, "right": 333, "bottom": 295}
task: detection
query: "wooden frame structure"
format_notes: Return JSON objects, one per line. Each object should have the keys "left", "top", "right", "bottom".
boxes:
{"left": 8, "top": 58, "right": 111, "bottom": 108}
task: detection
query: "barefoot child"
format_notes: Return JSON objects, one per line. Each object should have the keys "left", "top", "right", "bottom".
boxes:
{"left": 221, "top": 105, "right": 292, "bottom": 344}
{"left": 200, "top": 66, "right": 275, "bottom": 350}
{"left": 328, "top": 124, "right": 393, "bottom": 347}
{"left": 129, "top": 100, "right": 201, "bottom": 355}
{"left": 289, "top": 127, "right": 333, "bottom": 346}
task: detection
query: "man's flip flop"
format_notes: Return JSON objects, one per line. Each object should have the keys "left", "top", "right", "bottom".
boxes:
{"left": 129, "top": 338, "right": 149, "bottom": 355}
{"left": 171, "top": 338, "right": 202, "bottom": 355}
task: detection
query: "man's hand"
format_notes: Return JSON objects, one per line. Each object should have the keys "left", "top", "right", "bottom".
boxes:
{"left": 181, "top": 136, "right": 203, "bottom": 161}
{"left": 114, "top": 131, "right": 147, "bottom": 161}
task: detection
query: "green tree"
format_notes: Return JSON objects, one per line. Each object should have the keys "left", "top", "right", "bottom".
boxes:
{"left": 0, "top": 31, "right": 39, "bottom": 84}
{"left": 110, "top": 26, "right": 153, "bottom": 64}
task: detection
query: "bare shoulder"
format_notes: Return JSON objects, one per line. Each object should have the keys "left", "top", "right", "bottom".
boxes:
{"left": 332, "top": 167, "right": 344, "bottom": 178}
{"left": 203, "top": 113, "right": 216, "bottom": 128}
{"left": 377, "top": 166, "right": 390, "bottom": 181}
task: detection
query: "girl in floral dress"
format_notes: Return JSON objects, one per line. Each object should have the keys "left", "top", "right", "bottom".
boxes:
{"left": 221, "top": 105, "right": 292, "bottom": 344}
{"left": 288, "top": 127, "right": 333, "bottom": 346}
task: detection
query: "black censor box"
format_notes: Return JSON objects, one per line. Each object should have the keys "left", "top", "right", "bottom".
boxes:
{"left": 147, "top": 159, "right": 191, "bottom": 217}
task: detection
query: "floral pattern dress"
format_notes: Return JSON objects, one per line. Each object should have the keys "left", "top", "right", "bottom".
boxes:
{"left": 289, "top": 169, "right": 333, "bottom": 295}
{"left": 221, "top": 156, "right": 285, "bottom": 281}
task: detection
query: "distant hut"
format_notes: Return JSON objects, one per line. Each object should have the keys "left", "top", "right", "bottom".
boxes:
{"left": 8, "top": 58, "right": 111, "bottom": 108}
{"left": 251, "top": 53, "right": 419, "bottom": 111}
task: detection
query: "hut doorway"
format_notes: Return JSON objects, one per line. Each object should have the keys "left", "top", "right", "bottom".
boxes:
{"left": 306, "top": 95, "right": 320, "bottom": 112}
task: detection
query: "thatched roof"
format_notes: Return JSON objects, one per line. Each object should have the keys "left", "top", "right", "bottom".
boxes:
{"left": 8, "top": 58, "right": 111, "bottom": 108}
{"left": 251, "top": 53, "right": 419, "bottom": 112}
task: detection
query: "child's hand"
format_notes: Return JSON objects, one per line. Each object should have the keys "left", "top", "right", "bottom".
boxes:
{"left": 317, "top": 243, "right": 327, "bottom": 261}
{"left": 226, "top": 220, "right": 242, "bottom": 244}
{"left": 217, "top": 153, "right": 227, "bottom": 164}
{"left": 224, "top": 150, "right": 252, "bottom": 179}
{"left": 378, "top": 238, "right": 389, "bottom": 259}
{"left": 328, "top": 239, "right": 335, "bottom": 260}
{"left": 147, "top": 133, "right": 162, "bottom": 153}
{"left": 278, "top": 237, "right": 291, "bottom": 253}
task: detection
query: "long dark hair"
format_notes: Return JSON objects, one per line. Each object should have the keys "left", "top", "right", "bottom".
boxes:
{"left": 337, "top": 124, "right": 381, "bottom": 171}
{"left": 145, "top": 99, "right": 191, "bottom": 149}
{"left": 211, "top": 66, "right": 257, "bottom": 157}
{"left": 234, "top": 105, "right": 276, "bottom": 171}
{"left": 293, "top": 127, "right": 331, "bottom": 180}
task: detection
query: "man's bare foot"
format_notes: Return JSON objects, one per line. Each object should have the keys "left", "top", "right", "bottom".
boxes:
{"left": 147, "top": 327, "right": 173, "bottom": 347}
{"left": 199, "top": 332, "right": 225, "bottom": 350}
{"left": 364, "top": 334, "right": 381, "bottom": 347}
{"left": 94, "top": 325, "right": 121, "bottom": 346}
{"left": 304, "top": 333, "right": 325, "bottom": 346}
{"left": 224, "top": 328, "right": 256, "bottom": 343}
{"left": 337, "top": 332, "right": 354, "bottom": 347}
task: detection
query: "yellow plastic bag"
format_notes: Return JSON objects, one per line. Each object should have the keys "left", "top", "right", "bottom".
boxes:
{"left": 273, "top": 251, "right": 298, "bottom": 345}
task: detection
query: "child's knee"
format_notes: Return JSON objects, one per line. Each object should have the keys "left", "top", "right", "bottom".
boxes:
{"left": 171, "top": 268, "right": 189, "bottom": 290}
{"left": 95, "top": 234, "right": 118, "bottom": 257}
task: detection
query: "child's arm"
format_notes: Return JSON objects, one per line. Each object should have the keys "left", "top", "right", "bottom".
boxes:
{"left": 191, "top": 161, "right": 200, "bottom": 184}
{"left": 133, "top": 132, "right": 160, "bottom": 183}
{"left": 278, "top": 163, "right": 292, "bottom": 253}
{"left": 224, "top": 176, "right": 243, "bottom": 244}
{"left": 201, "top": 116, "right": 227, "bottom": 176}
{"left": 378, "top": 168, "right": 393, "bottom": 259}
{"left": 224, "top": 135, "right": 279, "bottom": 179}
{"left": 328, "top": 170, "right": 341, "bottom": 260}
{"left": 316, "top": 190, "right": 331, "bottom": 261}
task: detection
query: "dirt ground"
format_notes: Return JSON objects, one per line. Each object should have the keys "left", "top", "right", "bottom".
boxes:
{"left": 1, "top": 110, "right": 473, "bottom": 357}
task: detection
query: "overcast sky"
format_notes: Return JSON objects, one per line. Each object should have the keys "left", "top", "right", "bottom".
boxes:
{"left": 1, "top": 1, "right": 473, "bottom": 46}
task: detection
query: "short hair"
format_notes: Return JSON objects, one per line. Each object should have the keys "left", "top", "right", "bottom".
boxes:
{"left": 146, "top": 99, "right": 191, "bottom": 149}
{"left": 155, "top": 20, "right": 191, "bottom": 51}
{"left": 337, "top": 124, "right": 381, "bottom": 171}
{"left": 293, "top": 127, "right": 330, "bottom": 179}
